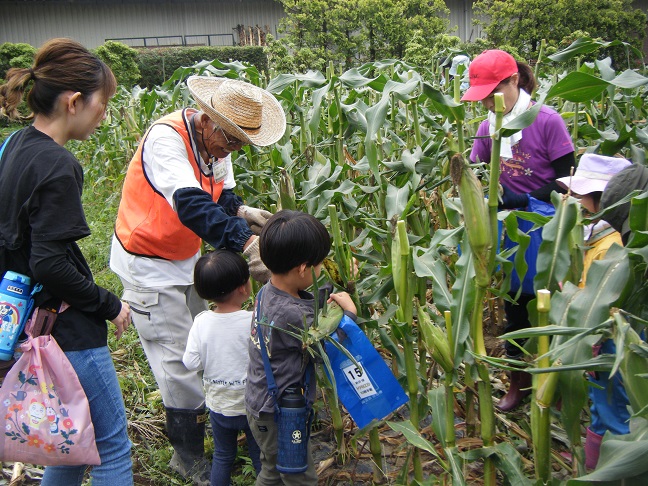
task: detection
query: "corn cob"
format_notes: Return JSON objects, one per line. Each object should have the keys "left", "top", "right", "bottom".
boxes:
{"left": 307, "top": 300, "right": 344, "bottom": 343}
{"left": 279, "top": 167, "right": 296, "bottom": 211}
{"left": 450, "top": 153, "right": 492, "bottom": 288}
{"left": 417, "top": 303, "right": 453, "bottom": 373}
{"left": 535, "top": 360, "right": 561, "bottom": 409}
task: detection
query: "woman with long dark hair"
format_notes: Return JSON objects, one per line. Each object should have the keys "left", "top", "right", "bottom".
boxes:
{"left": 0, "top": 38, "right": 133, "bottom": 485}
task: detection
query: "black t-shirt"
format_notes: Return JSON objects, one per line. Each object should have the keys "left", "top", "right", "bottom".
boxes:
{"left": 0, "top": 126, "right": 121, "bottom": 351}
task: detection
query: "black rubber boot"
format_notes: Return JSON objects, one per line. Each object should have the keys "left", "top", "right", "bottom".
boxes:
{"left": 165, "top": 407, "right": 211, "bottom": 486}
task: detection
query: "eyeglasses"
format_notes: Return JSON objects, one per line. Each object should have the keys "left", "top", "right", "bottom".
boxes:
{"left": 220, "top": 128, "right": 244, "bottom": 148}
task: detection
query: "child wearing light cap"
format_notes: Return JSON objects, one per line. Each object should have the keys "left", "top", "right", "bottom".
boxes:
{"left": 557, "top": 154, "right": 632, "bottom": 285}
{"left": 464, "top": 49, "right": 576, "bottom": 411}
{"left": 556, "top": 153, "right": 632, "bottom": 470}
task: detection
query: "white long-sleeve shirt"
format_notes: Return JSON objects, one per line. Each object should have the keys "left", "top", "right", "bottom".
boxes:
{"left": 183, "top": 309, "right": 252, "bottom": 416}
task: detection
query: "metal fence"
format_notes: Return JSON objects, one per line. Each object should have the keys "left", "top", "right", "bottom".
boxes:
{"left": 105, "top": 33, "right": 235, "bottom": 48}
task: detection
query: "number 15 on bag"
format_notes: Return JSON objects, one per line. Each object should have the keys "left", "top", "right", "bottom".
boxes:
{"left": 324, "top": 316, "right": 408, "bottom": 429}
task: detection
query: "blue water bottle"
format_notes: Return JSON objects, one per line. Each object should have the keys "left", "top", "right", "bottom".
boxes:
{"left": 0, "top": 271, "right": 34, "bottom": 361}
{"left": 276, "top": 386, "right": 310, "bottom": 474}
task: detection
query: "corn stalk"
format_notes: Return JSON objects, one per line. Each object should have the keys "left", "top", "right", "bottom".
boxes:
{"left": 531, "top": 289, "right": 558, "bottom": 483}
{"left": 391, "top": 220, "right": 422, "bottom": 482}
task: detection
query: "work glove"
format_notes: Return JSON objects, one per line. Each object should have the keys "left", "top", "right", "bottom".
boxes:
{"left": 499, "top": 184, "right": 529, "bottom": 210}
{"left": 243, "top": 236, "right": 271, "bottom": 283}
{"left": 237, "top": 205, "right": 272, "bottom": 235}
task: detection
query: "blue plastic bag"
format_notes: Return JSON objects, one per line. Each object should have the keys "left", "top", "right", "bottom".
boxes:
{"left": 324, "top": 316, "right": 408, "bottom": 429}
{"left": 503, "top": 196, "right": 555, "bottom": 294}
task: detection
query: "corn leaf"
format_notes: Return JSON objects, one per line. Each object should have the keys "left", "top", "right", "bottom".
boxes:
{"left": 421, "top": 82, "right": 465, "bottom": 123}
{"left": 611, "top": 70, "right": 648, "bottom": 89}
{"left": 546, "top": 72, "right": 610, "bottom": 102}
{"left": 428, "top": 386, "right": 448, "bottom": 448}
{"left": 386, "top": 182, "right": 412, "bottom": 221}
{"left": 308, "top": 83, "right": 330, "bottom": 139}
{"left": 413, "top": 245, "right": 453, "bottom": 314}
{"left": 266, "top": 71, "right": 327, "bottom": 92}
{"left": 387, "top": 421, "right": 447, "bottom": 468}
{"left": 442, "top": 448, "right": 466, "bottom": 486}
{"left": 570, "top": 426, "right": 648, "bottom": 482}
{"left": 535, "top": 191, "right": 579, "bottom": 293}
{"left": 627, "top": 192, "right": 648, "bottom": 248}
{"left": 338, "top": 68, "right": 380, "bottom": 88}
{"left": 498, "top": 101, "right": 543, "bottom": 138}
{"left": 548, "top": 37, "right": 642, "bottom": 63}
{"left": 461, "top": 443, "right": 532, "bottom": 485}
{"left": 365, "top": 93, "right": 390, "bottom": 142}
{"left": 450, "top": 242, "right": 476, "bottom": 366}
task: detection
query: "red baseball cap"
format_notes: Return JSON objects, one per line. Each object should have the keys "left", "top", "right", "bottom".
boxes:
{"left": 461, "top": 50, "right": 518, "bottom": 102}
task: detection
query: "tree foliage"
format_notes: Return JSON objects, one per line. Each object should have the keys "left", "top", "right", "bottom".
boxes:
{"left": 0, "top": 42, "right": 36, "bottom": 80}
{"left": 95, "top": 41, "right": 141, "bottom": 87}
{"left": 275, "top": 0, "right": 450, "bottom": 71}
{"left": 474, "top": 0, "right": 646, "bottom": 60}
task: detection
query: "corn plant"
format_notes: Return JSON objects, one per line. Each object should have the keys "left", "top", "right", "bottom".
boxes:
{"left": 64, "top": 36, "right": 648, "bottom": 484}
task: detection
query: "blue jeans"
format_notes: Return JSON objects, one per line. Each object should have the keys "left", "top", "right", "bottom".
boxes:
{"left": 210, "top": 411, "right": 261, "bottom": 486}
{"left": 589, "top": 339, "right": 631, "bottom": 436}
{"left": 41, "top": 346, "right": 133, "bottom": 486}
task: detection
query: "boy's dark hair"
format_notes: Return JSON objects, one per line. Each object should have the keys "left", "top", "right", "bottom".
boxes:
{"left": 193, "top": 250, "right": 249, "bottom": 303}
{"left": 259, "top": 210, "right": 331, "bottom": 275}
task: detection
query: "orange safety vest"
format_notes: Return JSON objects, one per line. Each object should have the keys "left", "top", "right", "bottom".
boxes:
{"left": 115, "top": 109, "right": 224, "bottom": 260}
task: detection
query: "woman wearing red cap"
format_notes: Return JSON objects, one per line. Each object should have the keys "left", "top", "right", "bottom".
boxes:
{"left": 462, "top": 50, "right": 576, "bottom": 411}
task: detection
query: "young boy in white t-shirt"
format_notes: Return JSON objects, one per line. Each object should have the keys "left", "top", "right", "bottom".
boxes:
{"left": 183, "top": 250, "right": 261, "bottom": 485}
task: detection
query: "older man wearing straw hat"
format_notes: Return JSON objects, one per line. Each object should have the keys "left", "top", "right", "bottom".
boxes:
{"left": 110, "top": 76, "right": 286, "bottom": 485}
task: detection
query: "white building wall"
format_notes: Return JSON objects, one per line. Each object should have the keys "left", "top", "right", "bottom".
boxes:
{"left": 0, "top": 0, "right": 285, "bottom": 48}
{"left": 445, "top": 0, "right": 484, "bottom": 42}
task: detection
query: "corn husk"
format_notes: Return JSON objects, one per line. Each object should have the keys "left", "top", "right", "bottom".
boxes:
{"left": 417, "top": 303, "right": 453, "bottom": 373}
{"left": 308, "top": 300, "right": 344, "bottom": 343}
{"left": 450, "top": 153, "right": 492, "bottom": 288}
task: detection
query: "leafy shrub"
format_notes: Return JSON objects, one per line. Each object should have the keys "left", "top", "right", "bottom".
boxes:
{"left": 136, "top": 46, "right": 268, "bottom": 88}
{"left": 0, "top": 42, "right": 36, "bottom": 79}
{"left": 95, "top": 41, "right": 141, "bottom": 87}
{"left": 265, "top": 34, "right": 294, "bottom": 74}
{"left": 403, "top": 31, "right": 438, "bottom": 70}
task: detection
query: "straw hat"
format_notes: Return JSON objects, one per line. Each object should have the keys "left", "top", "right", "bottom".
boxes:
{"left": 186, "top": 76, "right": 286, "bottom": 147}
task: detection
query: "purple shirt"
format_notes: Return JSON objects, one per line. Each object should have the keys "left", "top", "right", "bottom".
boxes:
{"left": 470, "top": 105, "right": 574, "bottom": 193}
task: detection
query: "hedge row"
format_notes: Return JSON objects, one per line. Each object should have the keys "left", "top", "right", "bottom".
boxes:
{"left": 0, "top": 41, "right": 267, "bottom": 88}
{"left": 136, "top": 46, "right": 268, "bottom": 88}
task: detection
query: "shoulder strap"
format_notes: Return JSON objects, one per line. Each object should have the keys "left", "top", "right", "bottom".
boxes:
{"left": 0, "top": 132, "right": 17, "bottom": 162}
{"left": 255, "top": 287, "right": 280, "bottom": 414}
